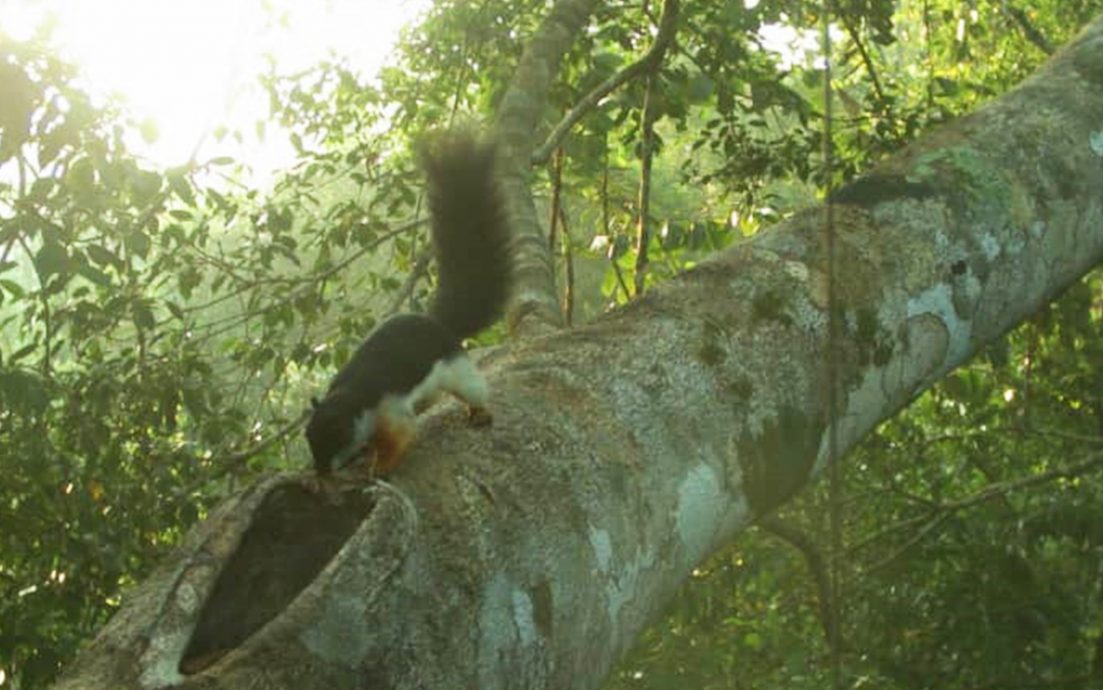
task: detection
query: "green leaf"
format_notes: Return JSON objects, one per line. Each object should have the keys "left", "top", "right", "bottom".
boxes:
{"left": 686, "top": 73, "right": 715, "bottom": 104}
{"left": 87, "top": 244, "right": 119, "bottom": 267}
{"left": 78, "top": 263, "right": 112, "bottom": 287}
{"left": 37, "top": 127, "right": 66, "bottom": 167}
{"left": 0, "top": 278, "right": 24, "bottom": 298}
{"left": 178, "top": 265, "right": 202, "bottom": 299}
{"left": 0, "top": 61, "right": 36, "bottom": 158}
{"left": 29, "top": 177, "right": 56, "bottom": 201}
{"left": 167, "top": 171, "right": 195, "bottom": 205}
{"left": 129, "top": 169, "right": 163, "bottom": 205}
{"left": 131, "top": 300, "right": 156, "bottom": 330}
{"left": 139, "top": 117, "right": 159, "bottom": 143}
{"left": 125, "top": 230, "right": 151, "bottom": 259}
{"left": 8, "top": 342, "right": 36, "bottom": 363}
{"left": 34, "top": 240, "right": 69, "bottom": 279}
{"left": 66, "top": 157, "right": 96, "bottom": 197}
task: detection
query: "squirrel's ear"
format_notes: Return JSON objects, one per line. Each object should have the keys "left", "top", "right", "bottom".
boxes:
{"left": 310, "top": 396, "right": 321, "bottom": 409}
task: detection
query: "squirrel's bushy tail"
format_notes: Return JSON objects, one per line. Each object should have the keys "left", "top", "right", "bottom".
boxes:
{"left": 422, "top": 132, "right": 512, "bottom": 339}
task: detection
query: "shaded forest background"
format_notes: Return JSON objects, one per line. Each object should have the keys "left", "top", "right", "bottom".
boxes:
{"left": 2, "top": 0, "right": 1103, "bottom": 688}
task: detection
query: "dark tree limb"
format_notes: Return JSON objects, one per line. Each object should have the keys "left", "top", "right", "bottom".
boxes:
{"left": 840, "top": 15, "right": 885, "bottom": 105}
{"left": 1006, "top": 5, "right": 1055, "bottom": 55}
{"left": 758, "top": 516, "right": 840, "bottom": 652}
{"left": 556, "top": 197, "right": 576, "bottom": 326}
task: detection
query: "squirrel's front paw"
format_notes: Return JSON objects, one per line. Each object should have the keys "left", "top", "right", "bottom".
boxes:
{"left": 467, "top": 406, "right": 493, "bottom": 427}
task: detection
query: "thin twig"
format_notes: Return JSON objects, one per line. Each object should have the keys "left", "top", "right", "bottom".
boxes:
{"left": 557, "top": 200, "right": 575, "bottom": 325}
{"left": 388, "top": 249, "right": 432, "bottom": 314}
{"left": 855, "top": 450, "right": 1103, "bottom": 569}
{"left": 633, "top": 69, "right": 658, "bottom": 296}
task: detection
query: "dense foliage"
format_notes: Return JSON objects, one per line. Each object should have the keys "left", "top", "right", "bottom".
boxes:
{"left": 0, "top": 27, "right": 430, "bottom": 688}
{"left": 1, "top": 0, "right": 1101, "bottom": 687}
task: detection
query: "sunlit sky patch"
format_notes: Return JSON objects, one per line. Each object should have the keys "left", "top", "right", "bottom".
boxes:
{"left": 0, "top": 0, "right": 826, "bottom": 181}
{"left": 1, "top": 0, "right": 428, "bottom": 179}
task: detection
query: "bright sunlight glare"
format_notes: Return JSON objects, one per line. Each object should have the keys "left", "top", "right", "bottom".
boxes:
{"left": 1, "top": 0, "right": 428, "bottom": 180}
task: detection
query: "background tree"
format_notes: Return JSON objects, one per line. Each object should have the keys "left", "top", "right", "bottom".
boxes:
{"left": 1, "top": 0, "right": 1101, "bottom": 688}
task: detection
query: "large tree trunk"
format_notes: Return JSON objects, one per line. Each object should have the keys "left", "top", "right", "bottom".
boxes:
{"left": 53, "top": 13, "right": 1103, "bottom": 690}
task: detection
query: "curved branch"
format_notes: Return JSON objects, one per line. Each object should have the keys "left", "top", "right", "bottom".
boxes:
{"left": 758, "top": 516, "right": 840, "bottom": 652}
{"left": 494, "top": 0, "right": 603, "bottom": 336}
{"left": 531, "top": 0, "right": 681, "bottom": 166}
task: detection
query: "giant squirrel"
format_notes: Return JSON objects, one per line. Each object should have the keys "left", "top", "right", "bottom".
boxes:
{"left": 306, "top": 132, "right": 512, "bottom": 477}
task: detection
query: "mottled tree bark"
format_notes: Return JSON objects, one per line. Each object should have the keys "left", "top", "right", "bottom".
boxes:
{"left": 53, "top": 14, "right": 1103, "bottom": 690}
{"left": 497, "top": 0, "right": 602, "bottom": 336}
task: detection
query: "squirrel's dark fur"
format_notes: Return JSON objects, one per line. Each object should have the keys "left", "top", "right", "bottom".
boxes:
{"left": 423, "top": 134, "right": 512, "bottom": 338}
{"left": 306, "top": 132, "right": 511, "bottom": 476}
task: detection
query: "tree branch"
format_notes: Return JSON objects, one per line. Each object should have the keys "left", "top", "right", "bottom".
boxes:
{"left": 495, "top": 0, "right": 603, "bottom": 337}
{"left": 840, "top": 16, "right": 885, "bottom": 104}
{"left": 861, "top": 450, "right": 1103, "bottom": 573}
{"left": 633, "top": 67, "right": 661, "bottom": 295}
{"left": 1005, "top": 5, "right": 1054, "bottom": 55}
{"left": 531, "top": 0, "right": 681, "bottom": 166}
{"left": 758, "top": 516, "right": 840, "bottom": 653}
